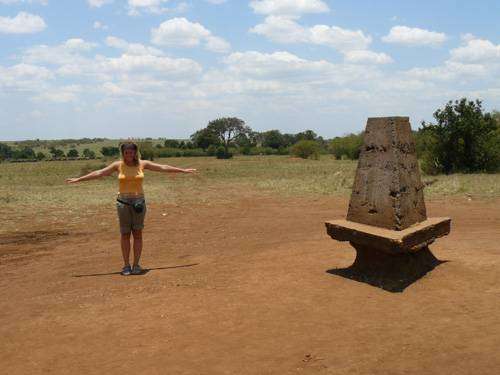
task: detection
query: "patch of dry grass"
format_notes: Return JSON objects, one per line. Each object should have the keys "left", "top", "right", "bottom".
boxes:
{"left": 1, "top": 155, "right": 499, "bottom": 233}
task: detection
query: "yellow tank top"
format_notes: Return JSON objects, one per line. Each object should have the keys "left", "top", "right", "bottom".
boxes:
{"left": 118, "top": 161, "right": 144, "bottom": 195}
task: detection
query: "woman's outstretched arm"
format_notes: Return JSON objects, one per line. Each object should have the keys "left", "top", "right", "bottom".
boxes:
{"left": 142, "top": 160, "right": 196, "bottom": 174}
{"left": 66, "top": 161, "right": 120, "bottom": 184}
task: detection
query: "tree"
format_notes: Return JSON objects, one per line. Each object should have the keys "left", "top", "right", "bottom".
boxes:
{"left": 420, "top": 98, "right": 499, "bottom": 174}
{"left": 164, "top": 139, "right": 180, "bottom": 148}
{"left": 101, "top": 146, "right": 120, "bottom": 157}
{"left": 138, "top": 141, "right": 154, "bottom": 161}
{"left": 191, "top": 128, "right": 221, "bottom": 150}
{"left": 67, "top": 149, "right": 79, "bottom": 158}
{"left": 261, "top": 130, "right": 285, "bottom": 149}
{"left": 204, "top": 117, "right": 251, "bottom": 157}
{"left": 49, "top": 147, "right": 65, "bottom": 158}
{"left": 329, "top": 133, "right": 364, "bottom": 160}
{"left": 83, "top": 148, "right": 96, "bottom": 159}
{"left": 0, "top": 142, "right": 13, "bottom": 161}
{"left": 36, "top": 152, "right": 46, "bottom": 160}
{"left": 12, "top": 147, "right": 35, "bottom": 159}
{"left": 291, "top": 140, "right": 320, "bottom": 160}
{"left": 295, "top": 130, "right": 317, "bottom": 142}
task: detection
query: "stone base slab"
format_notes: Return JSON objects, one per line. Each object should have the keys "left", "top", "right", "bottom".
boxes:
{"left": 325, "top": 217, "right": 451, "bottom": 254}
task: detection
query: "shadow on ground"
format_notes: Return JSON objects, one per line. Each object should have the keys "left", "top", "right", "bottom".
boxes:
{"left": 72, "top": 263, "right": 199, "bottom": 278}
{"left": 326, "top": 247, "right": 448, "bottom": 293}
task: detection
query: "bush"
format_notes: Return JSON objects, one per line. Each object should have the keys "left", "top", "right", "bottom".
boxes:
{"left": 138, "top": 141, "right": 154, "bottom": 161}
{"left": 12, "top": 147, "right": 36, "bottom": 159}
{"left": 82, "top": 148, "right": 96, "bottom": 159}
{"left": 241, "top": 145, "right": 252, "bottom": 155}
{"left": 291, "top": 140, "right": 320, "bottom": 160}
{"left": 181, "top": 148, "right": 206, "bottom": 157}
{"left": 207, "top": 144, "right": 218, "bottom": 156}
{"left": 329, "top": 133, "right": 363, "bottom": 160}
{"left": 0, "top": 142, "right": 13, "bottom": 161}
{"left": 67, "top": 149, "right": 79, "bottom": 158}
{"left": 216, "top": 145, "right": 233, "bottom": 159}
{"left": 100, "top": 146, "right": 119, "bottom": 157}
{"left": 36, "top": 152, "right": 46, "bottom": 160}
{"left": 420, "top": 98, "right": 499, "bottom": 174}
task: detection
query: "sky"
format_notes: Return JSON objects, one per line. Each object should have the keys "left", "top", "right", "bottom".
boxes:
{"left": 0, "top": 0, "right": 499, "bottom": 140}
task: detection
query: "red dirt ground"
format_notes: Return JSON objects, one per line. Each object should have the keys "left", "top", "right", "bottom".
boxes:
{"left": 1, "top": 196, "right": 499, "bottom": 375}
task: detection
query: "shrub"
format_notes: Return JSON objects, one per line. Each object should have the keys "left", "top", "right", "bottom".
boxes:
{"left": 181, "top": 148, "right": 206, "bottom": 157}
{"left": 82, "top": 148, "right": 96, "bottom": 159}
{"left": 420, "top": 98, "right": 499, "bottom": 174}
{"left": 36, "top": 152, "right": 46, "bottom": 160}
{"left": 100, "top": 146, "right": 119, "bottom": 157}
{"left": 67, "top": 149, "right": 79, "bottom": 158}
{"left": 0, "top": 142, "right": 13, "bottom": 161}
{"left": 12, "top": 147, "right": 36, "bottom": 159}
{"left": 241, "top": 145, "right": 252, "bottom": 155}
{"left": 291, "top": 140, "right": 320, "bottom": 160}
{"left": 329, "top": 133, "right": 363, "bottom": 160}
{"left": 207, "top": 144, "right": 218, "bottom": 156}
{"left": 215, "top": 145, "right": 233, "bottom": 159}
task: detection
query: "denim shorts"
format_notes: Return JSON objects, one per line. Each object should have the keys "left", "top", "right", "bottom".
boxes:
{"left": 116, "top": 196, "right": 147, "bottom": 234}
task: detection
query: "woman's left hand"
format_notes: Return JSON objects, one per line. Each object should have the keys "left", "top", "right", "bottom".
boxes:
{"left": 183, "top": 168, "right": 197, "bottom": 174}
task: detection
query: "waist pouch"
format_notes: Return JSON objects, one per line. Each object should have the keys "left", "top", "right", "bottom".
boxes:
{"left": 117, "top": 198, "right": 145, "bottom": 214}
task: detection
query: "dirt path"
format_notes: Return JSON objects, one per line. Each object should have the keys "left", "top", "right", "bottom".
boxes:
{"left": 1, "top": 196, "right": 499, "bottom": 375}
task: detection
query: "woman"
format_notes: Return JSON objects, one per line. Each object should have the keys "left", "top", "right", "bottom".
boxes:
{"left": 66, "top": 142, "right": 196, "bottom": 276}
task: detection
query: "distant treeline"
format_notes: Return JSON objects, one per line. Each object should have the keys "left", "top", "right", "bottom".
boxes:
{"left": 1, "top": 98, "right": 499, "bottom": 174}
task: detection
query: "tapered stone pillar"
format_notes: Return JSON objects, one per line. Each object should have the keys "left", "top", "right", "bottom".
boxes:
{"left": 325, "top": 117, "right": 451, "bottom": 292}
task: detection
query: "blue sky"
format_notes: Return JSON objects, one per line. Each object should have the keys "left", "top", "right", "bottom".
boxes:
{"left": 1, "top": 0, "right": 499, "bottom": 140}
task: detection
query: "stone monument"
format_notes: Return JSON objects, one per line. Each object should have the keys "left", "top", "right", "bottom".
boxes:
{"left": 325, "top": 117, "right": 451, "bottom": 292}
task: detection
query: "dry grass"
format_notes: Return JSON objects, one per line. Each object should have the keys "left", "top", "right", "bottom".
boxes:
{"left": 1, "top": 155, "right": 499, "bottom": 233}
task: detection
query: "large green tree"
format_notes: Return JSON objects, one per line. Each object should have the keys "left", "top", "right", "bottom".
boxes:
{"left": 190, "top": 128, "right": 221, "bottom": 150}
{"left": 419, "top": 98, "right": 499, "bottom": 174}
{"left": 0, "top": 142, "right": 13, "bottom": 161}
{"left": 203, "top": 117, "right": 251, "bottom": 156}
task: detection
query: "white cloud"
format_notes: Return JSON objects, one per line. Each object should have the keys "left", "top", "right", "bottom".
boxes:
{"left": 205, "top": 0, "right": 226, "bottom": 4}
{"left": 126, "top": 0, "right": 188, "bottom": 15}
{"left": 87, "top": 0, "right": 113, "bottom": 7}
{"left": 250, "top": 16, "right": 308, "bottom": 43}
{"left": 105, "top": 36, "right": 164, "bottom": 56}
{"left": 151, "top": 17, "right": 230, "bottom": 53}
{"left": 221, "top": 50, "right": 379, "bottom": 86}
{"left": 93, "top": 21, "right": 109, "bottom": 30}
{"left": 0, "top": 12, "right": 46, "bottom": 34}
{"left": 250, "top": 16, "right": 372, "bottom": 52}
{"left": 0, "top": 63, "right": 53, "bottom": 91}
{"left": 23, "top": 38, "right": 97, "bottom": 66}
{"left": 405, "top": 61, "right": 488, "bottom": 82}
{"left": 344, "top": 50, "right": 393, "bottom": 65}
{"left": 309, "top": 25, "right": 372, "bottom": 51}
{"left": 250, "top": 16, "right": 390, "bottom": 64}
{"left": 250, "top": 0, "right": 329, "bottom": 16}
{"left": 450, "top": 37, "right": 500, "bottom": 63}
{"left": 382, "top": 25, "right": 447, "bottom": 46}
{"left": 223, "top": 50, "right": 333, "bottom": 78}
{"left": 35, "top": 85, "right": 81, "bottom": 103}
{"left": 99, "top": 54, "right": 202, "bottom": 76}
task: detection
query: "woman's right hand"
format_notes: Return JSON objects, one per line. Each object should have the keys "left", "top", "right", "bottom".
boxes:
{"left": 65, "top": 177, "right": 80, "bottom": 184}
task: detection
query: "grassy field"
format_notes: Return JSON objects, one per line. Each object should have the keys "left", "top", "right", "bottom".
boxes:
{"left": 1, "top": 155, "right": 499, "bottom": 233}
{"left": 3, "top": 138, "right": 166, "bottom": 156}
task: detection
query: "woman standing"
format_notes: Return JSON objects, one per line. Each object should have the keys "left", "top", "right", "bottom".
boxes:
{"left": 66, "top": 142, "right": 196, "bottom": 275}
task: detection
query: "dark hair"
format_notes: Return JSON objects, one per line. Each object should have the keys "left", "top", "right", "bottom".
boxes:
{"left": 120, "top": 142, "right": 140, "bottom": 165}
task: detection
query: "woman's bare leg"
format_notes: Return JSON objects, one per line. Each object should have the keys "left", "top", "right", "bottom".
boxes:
{"left": 121, "top": 233, "right": 131, "bottom": 266}
{"left": 132, "top": 229, "right": 143, "bottom": 266}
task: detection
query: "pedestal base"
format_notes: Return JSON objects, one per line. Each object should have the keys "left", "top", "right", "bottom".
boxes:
{"left": 328, "top": 244, "right": 444, "bottom": 292}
